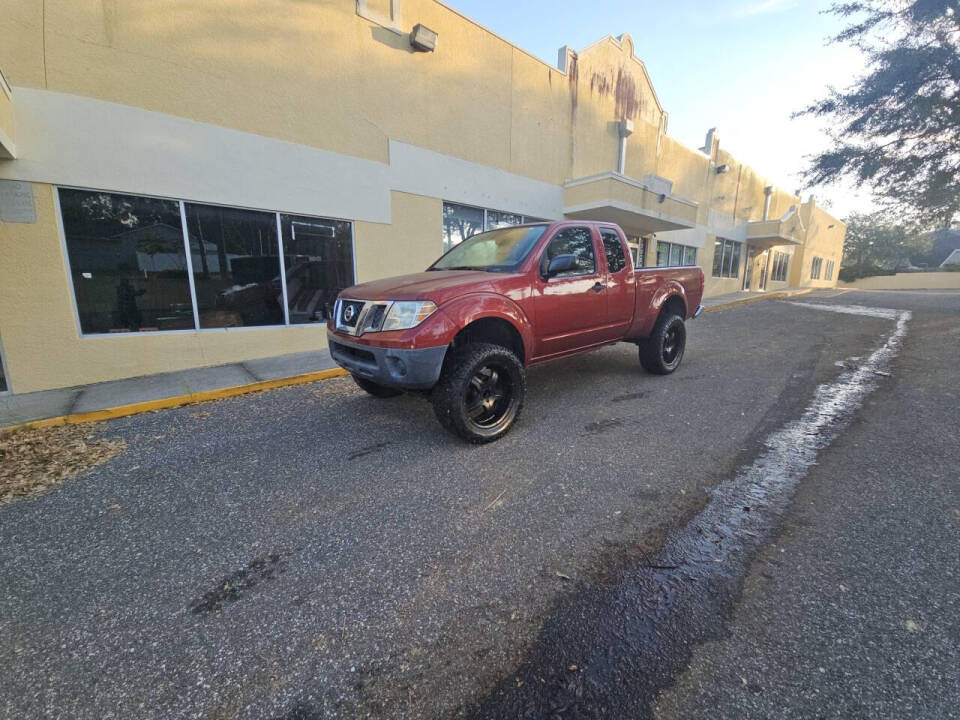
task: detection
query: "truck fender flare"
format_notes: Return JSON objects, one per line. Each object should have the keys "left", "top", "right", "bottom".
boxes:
{"left": 651, "top": 281, "right": 688, "bottom": 319}
{"left": 438, "top": 293, "right": 534, "bottom": 362}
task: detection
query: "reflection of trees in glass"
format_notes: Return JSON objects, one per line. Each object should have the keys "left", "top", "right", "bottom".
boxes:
{"left": 443, "top": 203, "right": 484, "bottom": 249}
{"left": 546, "top": 228, "right": 595, "bottom": 275}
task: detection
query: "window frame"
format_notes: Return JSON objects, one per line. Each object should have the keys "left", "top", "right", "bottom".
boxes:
{"left": 54, "top": 185, "right": 357, "bottom": 338}
{"left": 711, "top": 238, "right": 742, "bottom": 278}
{"left": 771, "top": 250, "right": 789, "bottom": 282}
{"left": 656, "top": 241, "right": 698, "bottom": 268}
{"left": 0, "top": 334, "right": 9, "bottom": 393}
{"left": 811, "top": 256, "right": 823, "bottom": 280}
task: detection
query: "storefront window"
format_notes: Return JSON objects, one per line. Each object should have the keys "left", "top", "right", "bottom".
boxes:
{"left": 442, "top": 202, "right": 545, "bottom": 252}
{"left": 657, "top": 241, "right": 698, "bottom": 267}
{"left": 185, "top": 204, "right": 284, "bottom": 328}
{"left": 486, "top": 210, "right": 523, "bottom": 229}
{"left": 657, "top": 241, "right": 670, "bottom": 266}
{"left": 442, "top": 202, "right": 484, "bottom": 251}
{"left": 280, "top": 214, "right": 354, "bottom": 324}
{"left": 59, "top": 189, "right": 194, "bottom": 333}
{"left": 713, "top": 238, "right": 743, "bottom": 279}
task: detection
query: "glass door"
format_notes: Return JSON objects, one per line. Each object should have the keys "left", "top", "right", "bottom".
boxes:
{"left": 743, "top": 248, "right": 756, "bottom": 290}
{"left": 758, "top": 250, "right": 770, "bottom": 290}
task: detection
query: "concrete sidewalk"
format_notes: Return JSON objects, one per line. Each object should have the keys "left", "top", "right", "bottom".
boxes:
{"left": 0, "top": 349, "right": 341, "bottom": 429}
{"left": 0, "top": 287, "right": 830, "bottom": 429}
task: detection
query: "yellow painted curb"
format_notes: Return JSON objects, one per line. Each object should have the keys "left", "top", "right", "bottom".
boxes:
{"left": 702, "top": 287, "right": 818, "bottom": 314}
{"left": 6, "top": 367, "right": 349, "bottom": 432}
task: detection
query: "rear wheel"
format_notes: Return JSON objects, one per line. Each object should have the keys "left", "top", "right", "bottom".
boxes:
{"left": 431, "top": 343, "right": 525, "bottom": 443}
{"left": 352, "top": 374, "right": 403, "bottom": 398}
{"left": 639, "top": 313, "right": 686, "bottom": 374}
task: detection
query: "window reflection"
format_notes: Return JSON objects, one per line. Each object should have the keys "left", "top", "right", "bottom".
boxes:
{"left": 59, "top": 189, "right": 194, "bottom": 333}
{"left": 543, "top": 226, "right": 596, "bottom": 277}
{"left": 280, "top": 214, "right": 354, "bottom": 324}
{"left": 442, "top": 202, "right": 484, "bottom": 251}
{"left": 185, "top": 204, "right": 284, "bottom": 328}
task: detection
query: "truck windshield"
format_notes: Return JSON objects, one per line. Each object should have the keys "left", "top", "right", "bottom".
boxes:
{"left": 430, "top": 225, "right": 548, "bottom": 272}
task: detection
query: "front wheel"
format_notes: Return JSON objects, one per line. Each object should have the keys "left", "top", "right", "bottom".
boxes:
{"left": 431, "top": 343, "right": 525, "bottom": 443}
{"left": 639, "top": 313, "right": 686, "bottom": 375}
{"left": 352, "top": 374, "right": 403, "bottom": 398}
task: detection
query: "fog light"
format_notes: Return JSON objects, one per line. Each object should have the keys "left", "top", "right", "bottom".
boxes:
{"left": 387, "top": 356, "right": 407, "bottom": 377}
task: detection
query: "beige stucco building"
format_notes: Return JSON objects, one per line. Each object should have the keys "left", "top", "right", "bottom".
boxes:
{"left": 0, "top": 0, "right": 845, "bottom": 395}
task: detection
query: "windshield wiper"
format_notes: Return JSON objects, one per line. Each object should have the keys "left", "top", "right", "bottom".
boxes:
{"left": 432, "top": 265, "right": 489, "bottom": 271}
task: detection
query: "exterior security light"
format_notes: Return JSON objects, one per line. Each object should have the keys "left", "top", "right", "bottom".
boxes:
{"left": 716, "top": 164, "right": 730, "bottom": 174}
{"left": 410, "top": 24, "right": 438, "bottom": 52}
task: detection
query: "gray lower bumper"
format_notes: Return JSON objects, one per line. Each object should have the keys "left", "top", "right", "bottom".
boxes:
{"left": 327, "top": 331, "right": 448, "bottom": 390}
{"left": 692, "top": 304, "right": 704, "bottom": 319}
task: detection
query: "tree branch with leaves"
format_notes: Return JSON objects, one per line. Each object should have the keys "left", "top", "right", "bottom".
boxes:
{"left": 798, "top": 0, "right": 960, "bottom": 224}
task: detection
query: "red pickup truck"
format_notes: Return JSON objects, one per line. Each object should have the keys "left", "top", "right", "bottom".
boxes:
{"left": 328, "top": 221, "right": 704, "bottom": 442}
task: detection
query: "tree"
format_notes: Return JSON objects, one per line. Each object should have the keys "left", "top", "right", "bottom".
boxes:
{"left": 798, "top": 1, "right": 960, "bottom": 224}
{"left": 841, "top": 211, "right": 929, "bottom": 270}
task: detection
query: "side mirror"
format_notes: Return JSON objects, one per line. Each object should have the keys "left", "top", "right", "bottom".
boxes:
{"left": 545, "top": 254, "right": 577, "bottom": 277}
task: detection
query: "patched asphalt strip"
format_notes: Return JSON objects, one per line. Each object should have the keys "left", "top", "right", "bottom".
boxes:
{"left": 466, "top": 304, "right": 911, "bottom": 720}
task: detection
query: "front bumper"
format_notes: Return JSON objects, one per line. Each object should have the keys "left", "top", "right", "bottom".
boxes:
{"left": 327, "top": 330, "right": 448, "bottom": 390}
{"left": 693, "top": 304, "right": 704, "bottom": 319}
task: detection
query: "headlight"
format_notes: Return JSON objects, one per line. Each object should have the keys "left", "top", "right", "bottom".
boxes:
{"left": 381, "top": 301, "right": 437, "bottom": 331}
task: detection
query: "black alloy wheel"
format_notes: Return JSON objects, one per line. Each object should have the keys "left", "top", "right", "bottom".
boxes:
{"left": 432, "top": 343, "right": 525, "bottom": 443}
{"left": 639, "top": 313, "right": 686, "bottom": 375}
{"left": 464, "top": 363, "right": 514, "bottom": 429}
{"left": 662, "top": 323, "right": 683, "bottom": 365}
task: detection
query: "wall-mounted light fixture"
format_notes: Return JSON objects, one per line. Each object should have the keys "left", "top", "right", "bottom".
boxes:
{"left": 410, "top": 24, "right": 438, "bottom": 52}
{"left": 716, "top": 164, "right": 730, "bottom": 174}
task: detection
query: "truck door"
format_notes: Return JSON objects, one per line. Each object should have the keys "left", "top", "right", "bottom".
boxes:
{"left": 598, "top": 227, "right": 634, "bottom": 336}
{"left": 533, "top": 225, "right": 609, "bottom": 357}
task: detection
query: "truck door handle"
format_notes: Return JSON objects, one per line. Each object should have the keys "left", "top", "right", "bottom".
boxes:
{"left": 592, "top": 281, "right": 606, "bottom": 293}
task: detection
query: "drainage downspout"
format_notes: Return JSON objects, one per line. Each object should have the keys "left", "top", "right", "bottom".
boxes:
{"left": 618, "top": 119, "right": 634, "bottom": 174}
{"left": 763, "top": 185, "right": 774, "bottom": 221}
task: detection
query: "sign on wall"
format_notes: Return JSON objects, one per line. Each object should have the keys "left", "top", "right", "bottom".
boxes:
{"left": 0, "top": 180, "right": 36, "bottom": 223}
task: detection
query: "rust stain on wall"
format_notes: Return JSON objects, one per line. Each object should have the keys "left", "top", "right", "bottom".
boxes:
{"left": 590, "top": 71, "right": 612, "bottom": 97}
{"left": 568, "top": 53, "right": 579, "bottom": 117}
{"left": 614, "top": 66, "right": 642, "bottom": 120}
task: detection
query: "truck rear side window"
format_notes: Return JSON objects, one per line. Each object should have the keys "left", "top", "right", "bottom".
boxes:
{"left": 600, "top": 229, "right": 627, "bottom": 273}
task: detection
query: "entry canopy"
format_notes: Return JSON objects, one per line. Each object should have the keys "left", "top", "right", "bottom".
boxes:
{"left": 562, "top": 172, "right": 698, "bottom": 235}
{"left": 747, "top": 206, "right": 805, "bottom": 250}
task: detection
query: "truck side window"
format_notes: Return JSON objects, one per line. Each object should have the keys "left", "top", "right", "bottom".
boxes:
{"left": 599, "top": 229, "right": 627, "bottom": 273}
{"left": 541, "top": 227, "right": 596, "bottom": 278}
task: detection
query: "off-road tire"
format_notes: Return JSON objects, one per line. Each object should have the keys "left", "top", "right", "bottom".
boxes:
{"left": 352, "top": 374, "right": 403, "bottom": 398}
{"left": 431, "top": 343, "right": 525, "bottom": 443}
{"left": 639, "top": 313, "right": 686, "bottom": 375}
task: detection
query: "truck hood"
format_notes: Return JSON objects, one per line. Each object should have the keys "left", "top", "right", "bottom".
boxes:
{"left": 341, "top": 270, "right": 515, "bottom": 304}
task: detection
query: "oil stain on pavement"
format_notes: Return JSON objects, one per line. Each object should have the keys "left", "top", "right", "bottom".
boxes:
{"left": 189, "top": 553, "right": 289, "bottom": 615}
{"left": 468, "top": 305, "right": 911, "bottom": 719}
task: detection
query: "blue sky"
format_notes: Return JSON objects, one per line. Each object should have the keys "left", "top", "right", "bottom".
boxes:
{"left": 446, "top": 0, "right": 872, "bottom": 218}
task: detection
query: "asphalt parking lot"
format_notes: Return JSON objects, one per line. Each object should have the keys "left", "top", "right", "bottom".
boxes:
{"left": 2, "top": 290, "right": 957, "bottom": 719}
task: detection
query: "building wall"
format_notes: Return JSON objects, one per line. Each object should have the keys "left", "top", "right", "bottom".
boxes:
{"left": 791, "top": 202, "right": 846, "bottom": 288}
{"left": 840, "top": 272, "right": 960, "bottom": 291}
{"left": 0, "top": 0, "right": 846, "bottom": 393}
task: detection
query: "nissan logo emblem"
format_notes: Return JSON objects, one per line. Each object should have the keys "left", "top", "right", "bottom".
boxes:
{"left": 343, "top": 304, "right": 356, "bottom": 322}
